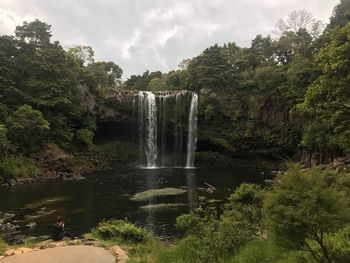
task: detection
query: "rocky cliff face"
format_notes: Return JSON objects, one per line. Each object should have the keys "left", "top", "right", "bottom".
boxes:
{"left": 197, "top": 90, "right": 298, "bottom": 158}
{"left": 84, "top": 88, "right": 297, "bottom": 159}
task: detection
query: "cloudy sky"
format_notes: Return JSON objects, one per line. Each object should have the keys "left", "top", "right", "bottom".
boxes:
{"left": 0, "top": 0, "right": 340, "bottom": 78}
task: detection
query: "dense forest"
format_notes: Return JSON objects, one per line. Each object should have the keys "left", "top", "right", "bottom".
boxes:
{"left": 0, "top": 1, "right": 350, "bottom": 262}
{"left": 122, "top": 2, "right": 350, "bottom": 165}
{"left": 1, "top": 1, "right": 349, "bottom": 177}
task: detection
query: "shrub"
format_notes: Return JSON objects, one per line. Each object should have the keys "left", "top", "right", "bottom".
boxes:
{"left": 6, "top": 105, "right": 50, "bottom": 153}
{"left": 91, "top": 220, "right": 152, "bottom": 242}
{"left": 75, "top": 128, "right": 94, "bottom": 148}
{"left": 226, "top": 183, "right": 264, "bottom": 227}
{"left": 233, "top": 239, "right": 306, "bottom": 263}
{"left": 0, "top": 124, "right": 13, "bottom": 158}
{"left": 263, "top": 165, "right": 350, "bottom": 262}
{"left": 0, "top": 157, "right": 41, "bottom": 184}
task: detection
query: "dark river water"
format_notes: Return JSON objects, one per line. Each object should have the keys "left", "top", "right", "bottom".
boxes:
{"left": 0, "top": 167, "right": 263, "bottom": 238}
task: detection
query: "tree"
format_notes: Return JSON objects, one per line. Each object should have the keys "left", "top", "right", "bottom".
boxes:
{"left": 250, "top": 35, "right": 274, "bottom": 66}
{"left": 15, "top": 19, "right": 52, "bottom": 44}
{"left": 187, "top": 44, "right": 238, "bottom": 91}
{"left": 275, "top": 9, "right": 324, "bottom": 38}
{"left": 86, "top": 61, "right": 123, "bottom": 88}
{"left": 68, "top": 45, "right": 94, "bottom": 66}
{"left": 6, "top": 105, "right": 50, "bottom": 153}
{"left": 297, "top": 23, "right": 350, "bottom": 154}
{"left": 263, "top": 165, "right": 350, "bottom": 263}
{"left": 327, "top": 0, "right": 350, "bottom": 31}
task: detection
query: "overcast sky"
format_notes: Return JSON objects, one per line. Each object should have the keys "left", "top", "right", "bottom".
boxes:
{"left": 0, "top": 0, "right": 340, "bottom": 78}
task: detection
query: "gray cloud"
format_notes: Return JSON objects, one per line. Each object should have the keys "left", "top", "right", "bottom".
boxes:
{"left": 0, "top": 0, "right": 340, "bottom": 78}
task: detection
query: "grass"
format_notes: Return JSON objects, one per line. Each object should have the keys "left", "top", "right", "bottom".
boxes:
{"left": 0, "top": 238, "right": 8, "bottom": 254}
{"left": 0, "top": 156, "right": 41, "bottom": 184}
{"left": 231, "top": 239, "right": 307, "bottom": 263}
{"left": 90, "top": 220, "right": 152, "bottom": 243}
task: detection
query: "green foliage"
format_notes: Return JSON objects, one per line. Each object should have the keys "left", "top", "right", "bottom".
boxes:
{"left": 298, "top": 22, "right": 350, "bottom": 154}
{"left": 232, "top": 239, "right": 306, "bottom": 263}
{"left": 0, "top": 238, "right": 7, "bottom": 255}
{"left": 0, "top": 124, "right": 13, "bottom": 157}
{"left": 0, "top": 156, "right": 41, "bottom": 184}
{"left": 67, "top": 45, "right": 94, "bottom": 66}
{"left": 118, "top": 167, "right": 350, "bottom": 263}
{"left": 327, "top": 0, "right": 350, "bottom": 30}
{"left": 320, "top": 225, "right": 350, "bottom": 262}
{"left": 6, "top": 105, "right": 50, "bottom": 153}
{"left": 226, "top": 183, "right": 264, "bottom": 227}
{"left": 263, "top": 165, "right": 350, "bottom": 262}
{"left": 172, "top": 190, "right": 260, "bottom": 262}
{"left": 75, "top": 129, "right": 94, "bottom": 148}
{"left": 91, "top": 220, "right": 152, "bottom": 243}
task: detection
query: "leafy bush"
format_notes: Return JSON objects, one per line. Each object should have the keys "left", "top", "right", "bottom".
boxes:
{"left": 232, "top": 239, "right": 306, "bottom": 263}
{"left": 6, "top": 105, "right": 50, "bottom": 153}
{"left": 226, "top": 183, "right": 263, "bottom": 227}
{"left": 263, "top": 165, "right": 350, "bottom": 262}
{"left": 0, "top": 124, "right": 13, "bottom": 158}
{"left": 75, "top": 128, "right": 94, "bottom": 148}
{"left": 0, "top": 157, "right": 41, "bottom": 184}
{"left": 311, "top": 225, "right": 350, "bottom": 263}
{"left": 91, "top": 220, "right": 152, "bottom": 242}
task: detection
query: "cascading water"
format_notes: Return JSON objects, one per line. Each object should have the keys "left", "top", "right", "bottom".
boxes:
{"left": 185, "top": 93, "right": 198, "bottom": 168}
{"left": 135, "top": 91, "right": 198, "bottom": 168}
{"left": 174, "top": 93, "right": 183, "bottom": 167}
{"left": 138, "top": 91, "right": 158, "bottom": 168}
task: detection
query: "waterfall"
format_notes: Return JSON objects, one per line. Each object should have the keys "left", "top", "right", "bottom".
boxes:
{"left": 174, "top": 93, "right": 183, "bottom": 167}
{"left": 136, "top": 91, "right": 198, "bottom": 168}
{"left": 160, "top": 96, "right": 168, "bottom": 167}
{"left": 186, "top": 93, "right": 198, "bottom": 168}
{"left": 138, "top": 91, "right": 158, "bottom": 168}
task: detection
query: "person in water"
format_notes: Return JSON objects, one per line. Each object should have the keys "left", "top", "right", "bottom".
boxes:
{"left": 52, "top": 216, "right": 73, "bottom": 241}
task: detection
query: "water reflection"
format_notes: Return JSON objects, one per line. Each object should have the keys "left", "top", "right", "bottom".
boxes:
{"left": 0, "top": 167, "right": 263, "bottom": 238}
{"left": 186, "top": 171, "right": 197, "bottom": 212}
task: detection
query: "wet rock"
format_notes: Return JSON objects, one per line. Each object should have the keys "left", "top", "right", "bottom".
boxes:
{"left": 264, "top": 179, "right": 274, "bottom": 186}
{"left": 5, "top": 234, "right": 25, "bottom": 245}
{"left": 37, "top": 235, "right": 51, "bottom": 242}
{"left": 139, "top": 203, "right": 188, "bottom": 211}
{"left": 131, "top": 188, "right": 187, "bottom": 201}
{"left": 3, "top": 213, "right": 15, "bottom": 220}
{"left": 25, "top": 222, "right": 37, "bottom": 229}
{"left": 24, "top": 236, "right": 38, "bottom": 243}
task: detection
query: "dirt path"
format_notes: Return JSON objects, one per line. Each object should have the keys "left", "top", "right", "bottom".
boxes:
{"left": 1, "top": 245, "right": 116, "bottom": 263}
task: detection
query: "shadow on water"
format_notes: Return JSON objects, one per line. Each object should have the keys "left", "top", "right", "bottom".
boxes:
{"left": 0, "top": 166, "right": 263, "bottom": 238}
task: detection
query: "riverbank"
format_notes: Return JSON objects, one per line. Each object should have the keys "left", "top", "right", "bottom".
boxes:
{"left": 0, "top": 141, "right": 139, "bottom": 187}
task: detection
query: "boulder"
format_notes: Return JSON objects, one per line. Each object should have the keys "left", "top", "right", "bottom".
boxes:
{"left": 3, "top": 249, "right": 15, "bottom": 257}
{"left": 109, "top": 245, "right": 129, "bottom": 263}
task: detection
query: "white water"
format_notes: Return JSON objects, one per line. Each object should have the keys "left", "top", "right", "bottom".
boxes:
{"left": 136, "top": 91, "right": 198, "bottom": 168}
{"left": 139, "top": 91, "right": 158, "bottom": 168}
{"left": 186, "top": 93, "right": 198, "bottom": 168}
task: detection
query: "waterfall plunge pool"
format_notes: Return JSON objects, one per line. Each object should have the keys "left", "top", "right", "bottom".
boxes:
{"left": 0, "top": 166, "right": 263, "bottom": 239}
